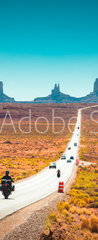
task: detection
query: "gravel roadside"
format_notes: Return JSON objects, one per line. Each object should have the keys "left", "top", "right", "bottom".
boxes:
{"left": 0, "top": 165, "right": 78, "bottom": 240}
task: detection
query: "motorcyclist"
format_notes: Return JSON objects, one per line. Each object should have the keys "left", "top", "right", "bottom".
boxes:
{"left": 57, "top": 169, "right": 61, "bottom": 177}
{"left": 1, "top": 171, "right": 14, "bottom": 186}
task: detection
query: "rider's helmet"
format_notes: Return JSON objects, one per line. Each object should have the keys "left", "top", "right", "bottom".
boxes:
{"left": 5, "top": 170, "right": 9, "bottom": 176}
{"left": 58, "top": 169, "right": 60, "bottom": 172}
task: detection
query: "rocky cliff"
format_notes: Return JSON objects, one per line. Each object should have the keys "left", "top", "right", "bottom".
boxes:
{"left": 34, "top": 79, "right": 98, "bottom": 103}
{"left": 0, "top": 81, "right": 15, "bottom": 103}
{"left": 94, "top": 78, "right": 98, "bottom": 96}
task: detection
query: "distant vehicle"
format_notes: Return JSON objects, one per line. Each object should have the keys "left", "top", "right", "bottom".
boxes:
{"left": 70, "top": 156, "right": 74, "bottom": 160}
{"left": 74, "top": 143, "right": 77, "bottom": 147}
{"left": 67, "top": 159, "right": 72, "bottom": 163}
{"left": 77, "top": 127, "right": 79, "bottom": 129}
{"left": 68, "top": 147, "right": 71, "bottom": 150}
{"left": 61, "top": 154, "right": 66, "bottom": 160}
{"left": 77, "top": 134, "right": 79, "bottom": 136}
{"left": 49, "top": 162, "right": 56, "bottom": 169}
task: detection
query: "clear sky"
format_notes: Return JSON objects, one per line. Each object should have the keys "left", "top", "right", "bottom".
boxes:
{"left": 0, "top": 0, "right": 98, "bottom": 101}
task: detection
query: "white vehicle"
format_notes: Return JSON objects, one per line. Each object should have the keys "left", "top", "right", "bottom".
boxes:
{"left": 61, "top": 154, "right": 66, "bottom": 160}
{"left": 49, "top": 162, "right": 56, "bottom": 169}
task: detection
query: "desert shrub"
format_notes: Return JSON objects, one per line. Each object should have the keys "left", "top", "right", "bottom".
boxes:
{"left": 45, "top": 218, "right": 51, "bottom": 231}
{"left": 81, "top": 214, "right": 98, "bottom": 233}
{"left": 70, "top": 207, "right": 92, "bottom": 215}
{"left": 90, "top": 233, "right": 98, "bottom": 240}
{"left": 89, "top": 214, "right": 98, "bottom": 233}
{"left": 48, "top": 211, "right": 57, "bottom": 223}
{"left": 81, "top": 208, "right": 93, "bottom": 215}
{"left": 62, "top": 209, "right": 69, "bottom": 217}
{"left": 83, "top": 230, "right": 92, "bottom": 240}
{"left": 81, "top": 216, "right": 89, "bottom": 229}
{"left": 70, "top": 196, "right": 89, "bottom": 207}
{"left": 57, "top": 201, "right": 71, "bottom": 212}
{"left": 69, "top": 206, "right": 78, "bottom": 214}
{"left": 71, "top": 224, "right": 79, "bottom": 232}
{"left": 69, "top": 166, "right": 98, "bottom": 207}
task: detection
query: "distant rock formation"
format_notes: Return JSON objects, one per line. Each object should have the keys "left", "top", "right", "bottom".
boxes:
{"left": 94, "top": 78, "right": 98, "bottom": 96}
{"left": 51, "top": 84, "right": 60, "bottom": 102}
{"left": 0, "top": 79, "right": 98, "bottom": 103}
{"left": 34, "top": 79, "right": 98, "bottom": 103}
{"left": 0, "top": 81, "right": 3, "bottom": 102}
{"left": 0, "top": 81, "right": 15, "bottom": 103}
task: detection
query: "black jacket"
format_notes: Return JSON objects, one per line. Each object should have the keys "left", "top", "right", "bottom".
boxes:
{"left": 2, "top": 175, "right": 14, "bottom": 182}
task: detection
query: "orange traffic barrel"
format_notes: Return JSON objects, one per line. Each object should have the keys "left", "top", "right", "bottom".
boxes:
{"left": 58, "top": 182, "right": 64, "bottom": 193}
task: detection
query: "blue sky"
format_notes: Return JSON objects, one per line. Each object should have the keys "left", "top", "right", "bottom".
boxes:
{"left": 0, "top": 0, "right": 98, "bottom": 101}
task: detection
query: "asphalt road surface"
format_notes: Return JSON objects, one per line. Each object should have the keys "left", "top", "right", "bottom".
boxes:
{"left": 0, "top": 109, "right": 81, "bottom": 220}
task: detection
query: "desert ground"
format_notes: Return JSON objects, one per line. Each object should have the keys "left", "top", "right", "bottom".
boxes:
{"left": 0, "top": 103, "right": 86, "bottom": 181}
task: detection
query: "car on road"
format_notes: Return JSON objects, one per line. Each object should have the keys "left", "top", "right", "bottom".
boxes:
{"left": 74, "top": 143, "right": 77, "bottom": 147}
{"left": 68, "top": 147, "right": 71, "bottom": 150}
{"left": 49, "top": 162, "right": 56, "bottom": 169}
{"left": 67, "top": 159, "right": 72, "bottom": 163}
{"left": 61, "top": 154, "right": 66, "bottom": 160}
{"left": 77, "top": 127, "right": 79, "bottom": 129}
{"left": 70, "top": 156, "right": 74, "bottom": 160}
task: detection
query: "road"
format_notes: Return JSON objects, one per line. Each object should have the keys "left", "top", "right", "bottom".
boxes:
{"left": 0, "top": 109, "right": 81, "bottom": 220}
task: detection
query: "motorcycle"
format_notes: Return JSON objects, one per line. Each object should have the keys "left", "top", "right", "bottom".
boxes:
{"left": 0, "top": 179, "right": 15, "bottom": 199}
{"left": 57, "top": 170, "right": 61, "bottom": 178}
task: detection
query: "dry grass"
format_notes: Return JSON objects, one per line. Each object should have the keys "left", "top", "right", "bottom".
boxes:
{"left": 81, "top": 214, "right": 98, "bottom": 233}
{"left": 69, "top": 165, "right": 98, "bottom": 208}
{"left": 0, "top": 103, "right": 82, "bottom": 181}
